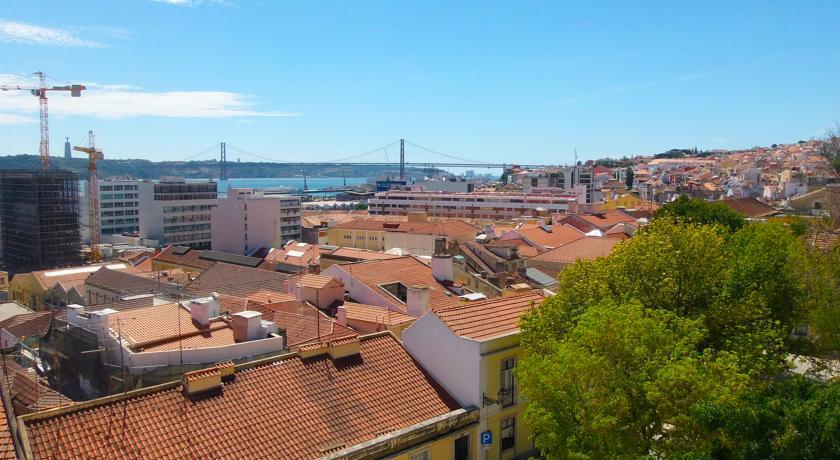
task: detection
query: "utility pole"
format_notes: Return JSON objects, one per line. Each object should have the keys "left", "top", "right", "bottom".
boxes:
{"left": 400, "top": 139, "right": 405, "bottom": 180}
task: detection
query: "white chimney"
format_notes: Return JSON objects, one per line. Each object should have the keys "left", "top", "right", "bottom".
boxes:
{"left": 189, "top": 298, "right": 219, "bottom": 326}
{"left": 431, "top": 254, "right": 453, "bottom": 283}
{"left": 336, "top": 305, "right": 347, "bottom": 326}
{"left": 406, "top": 285, "right": 430, "bottom": 317}
{"left": 232, "top": 311, "right": 263, "bottom": 342}
{"left": 66, "top": 304, "right": 83, "bottom": 326}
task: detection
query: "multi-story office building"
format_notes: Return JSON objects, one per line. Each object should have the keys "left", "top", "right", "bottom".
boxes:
{"left": 368, "top": 190, "right": 578, "bottom": 220}
{"left": 523, "top": 167, "right": 600, "bottom": 204}
{"left": 0, "top": 169, "right": 83, "bottom": 274}
{"left": 211, "top": 188, "right": 301, "bottom": 255}
{"left": 97, "top": 178, "right": 142, "bottom": 235}
{"left": 139, "top": 177, "right": 217, "bottom": 249}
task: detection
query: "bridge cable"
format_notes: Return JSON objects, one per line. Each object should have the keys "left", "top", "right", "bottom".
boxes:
{"left": 404, "top": 140, "right": 483, "bottom": 165}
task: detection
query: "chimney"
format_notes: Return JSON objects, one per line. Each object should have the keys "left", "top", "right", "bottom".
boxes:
{"left": 336, "top": 305, "right": 348, "bottom": 326}
{"left": 307, "top": 262, "right": 320, "bottom": 274}
{"left": 431, "top": 254, "right": 453, "bottom": 283}
{"left": 232, "top": 311, "right": 263, "bottom": 342}
{"left": 433, "top": 237, "right": 446, "bottom": 256}
{"left": 406, "top": 285, "right": 429, "bottom": 317}
{"left": 66, "top": 304, "right": 83, "bottom": 326}
{"left": 189, "top": 297, "right": 219, "bottom": 326}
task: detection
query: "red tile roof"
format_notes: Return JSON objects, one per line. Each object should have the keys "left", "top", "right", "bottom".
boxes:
{"left": 516, "top": 224, "right": 585, "bottom": 248}
{"left": 0, "top": 312, "right": 53, "bottom": 338}
{"left": 153, "top": 246, "right": 216, "bottom": 270}
{"left": 433, "top": 293, "right": 543, "bottom": 341}
{"left": 23, "top": 333, "right": 461, "bottom": 460}
{"left": 342, "top": 302, "right": 415, "bottom": 327}
{"left": 528, "top": 237, "right": 621, "bottom": 264}
{"left": 333, "top": 218, "right": 477, "bottom": 236}
{"left": 108, "top": 303, "right": 237, "bottom": 352}
{"left": 720, "top": 197, "right": 780, "bottom": 218}
{"left": 333, "top": 257, "right": 460, "bottom": 312}
{"left": 0, "top": 397, "right": 14, "bottom": 460}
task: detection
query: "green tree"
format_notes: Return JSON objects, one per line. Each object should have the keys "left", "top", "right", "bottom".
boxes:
{"left": 519, "top": 218, "right": 833, "bottom": 459}
{"left": 353, "top": 202, "right": 368, "bottom": 210}
{"left": 655, "top": 195, "right": 746, "bottom": 233}
{"left": 625, "top": 166, "right": 634, "bottom": 189}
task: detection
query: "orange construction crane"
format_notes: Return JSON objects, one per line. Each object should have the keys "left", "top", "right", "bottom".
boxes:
{"left": 74, "top": 131, "right": 104, "bottom": 263}
{"left": 0, "top": 71, "right": 85, "bottom": 169}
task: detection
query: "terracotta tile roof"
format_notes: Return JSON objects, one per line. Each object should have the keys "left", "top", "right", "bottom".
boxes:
{"left": 85, "top": 267, "right": 180, "bottom": 297}
{"left": 333, "top": 218, "right": 477, "bottom": 236}
{"left": 0, "top": 397, "right": 14, "bottom": 460}
{"left": 3, "top": 358, "right": 73, "bottom": 413}
{"left": 187, "top": 262, "right": 290, "bottom": 296}
{"left": 333, "top": 257, "right": 460, "bottom": 312}
{"left": 107, "top": 303, "right": 237, "bottom": 352}
{"left": 272, "top": 310, "right": 356, "bottom": 348}
{"left": 321, "top": 247, "right": 404, "bottom": 261}
{"left": 486, "top": 238, "right": 541, "bottom": 258}
{"left": 804, "top": 231, "right": 840, "bottom": 252}
{"left": 153, "top": 246, "right": 216, "bottom": 270}
{"left": 262, "top": 241, "right": 319, "bottom": 267}
{"left": 0, "top": 312, "right": 53, "bottom": 338}
{"left": 300, "top": 210, "right": 372, "bottom": 228}
{"left": 516, "top": 224, "right": 585, "bottom": 248}
{"left": 528, "top": 237, "right": 621, "bottom": 264}
{"left": 342, "top": 302, "right": 415, "bottom": 327}
{"left": 23, "top": 333, "right": 461, "bottom": 459}
{"left": 576, "top": 211, "right": 637, "bottom": 230}
{"left": 243, "top": 289, "right": 295, "bottom": 305}
{"left": 293, "top": 273, "right": 342, "bottom": 289}
{"left": 433, "top": 293, "right": 543, "bottom": 341}
{"left": 720, "top": 197, "right": 780, "bottom": 218}
{"left": 28, "top": 262, "right": 143, "bottom": 292}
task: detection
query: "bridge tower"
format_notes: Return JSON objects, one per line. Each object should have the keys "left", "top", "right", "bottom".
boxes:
{"left": 400, "top": 139, "right": 405, "bottom": 179}
{"left": 220, "top": 142, "right": 228, "bottom": 180}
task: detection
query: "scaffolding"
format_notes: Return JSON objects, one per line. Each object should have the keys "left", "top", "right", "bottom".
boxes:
{"left": 0, "top": 169, "right": 82, "bottom": 274}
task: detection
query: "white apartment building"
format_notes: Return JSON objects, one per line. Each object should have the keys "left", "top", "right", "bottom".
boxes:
{"left": 523, "top": 167, "right": 602, "bottom": 204}
{"left": 211, "top": 187, "right": 301, "bottom": 255}
{"left": 98, "top": 178, "right": 142, "bottom": 236}
{"left": 368, "top": 190, "right": 578, "bottom": 220}
{"left": 139, "top": 177, "right": 217, "bottom": 249}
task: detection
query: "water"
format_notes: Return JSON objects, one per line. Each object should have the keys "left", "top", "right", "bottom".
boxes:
{"left": 215, "top": 176, "right": 368, "bottom": 193}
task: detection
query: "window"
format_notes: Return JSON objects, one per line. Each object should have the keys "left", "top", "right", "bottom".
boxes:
{"left": 501, "top": 417, "right": 515, "bottom": 451}
{"left": 500, "top": 357, "right": 515, "bottom": 406}
{"left": 409, "top": 450, "right": 429, "bottom": 460}
{"left": 454, "top": 433, "right": 470, "bottom": 460}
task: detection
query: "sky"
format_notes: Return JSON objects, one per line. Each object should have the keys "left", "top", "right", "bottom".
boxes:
{"left": 1, "top": 0, "right": 839, "bottom": 166}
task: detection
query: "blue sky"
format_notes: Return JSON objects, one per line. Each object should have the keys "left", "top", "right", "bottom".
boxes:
{"left": 1, "top": 0, "right": 839, "bottom": 165}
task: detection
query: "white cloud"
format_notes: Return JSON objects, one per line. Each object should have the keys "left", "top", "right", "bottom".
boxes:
{"left": 0, "top": 74, "right": 296, "bottom": 120}
{"left": 0, "top": 113, "right": 36, "bottom": 125}
{"left": 0, "top": 18, "right": 104, "bottom": 47}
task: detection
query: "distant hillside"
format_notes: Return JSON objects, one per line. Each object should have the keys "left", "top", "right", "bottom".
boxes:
{"left": 0, "top": 155, "right": 442, "bottom": 179}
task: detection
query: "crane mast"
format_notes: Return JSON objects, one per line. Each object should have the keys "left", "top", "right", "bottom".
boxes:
{"left": 74, "top": 131, "right": 104, "bottom": 263}
{"left": 0, "top": 71, "right": 85, "bottom": 169}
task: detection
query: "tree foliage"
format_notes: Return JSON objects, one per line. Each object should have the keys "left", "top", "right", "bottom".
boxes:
{"left": 655, "top": 195, "right": 746, "bottom": 233}
{"left": 625, "top": 167, "right": 634, "bottom": 189}
{"left": 519, "top": 218, "right": 840, "bottom": 459}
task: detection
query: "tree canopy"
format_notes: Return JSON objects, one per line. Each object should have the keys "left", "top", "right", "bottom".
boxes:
{"left": 654, "top": 195, "right": 746, "bottom": 233}
{"left": 519, "top": 217, "right": 840, "bottom": 459}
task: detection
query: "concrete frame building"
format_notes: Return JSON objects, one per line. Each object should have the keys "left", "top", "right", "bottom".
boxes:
{"left": 0, "top": 170, "right": 83, "bottom": 274}
{"left": 211, "top": 187, "right": 301, "bottom": 255}
{"left": 369, "top": 190, "right": 578, "bottom": 220}
{"left": 139, "top": 177, "right": 217, "bottom": 249}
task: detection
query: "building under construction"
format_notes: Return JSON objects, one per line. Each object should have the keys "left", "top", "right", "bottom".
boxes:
{"left": 0, "top": 169, "right": 83, "bottom": 274}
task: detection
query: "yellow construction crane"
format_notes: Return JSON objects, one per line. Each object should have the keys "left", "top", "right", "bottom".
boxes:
{"left": 73, "top": 131, "right": 104, "bottom": 263}
{"left": 0, "top": 71, "right": 85, "bottom": 169}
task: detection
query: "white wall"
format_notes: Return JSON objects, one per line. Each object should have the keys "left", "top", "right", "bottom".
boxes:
{"left": 323, "top": 265, "right": 400, "bottom": 311}
{"left": 384, "top": 233, "right": 435, "bottom": 257}
{"left": 402, "top": 312, "right": 480, "bottom": 408}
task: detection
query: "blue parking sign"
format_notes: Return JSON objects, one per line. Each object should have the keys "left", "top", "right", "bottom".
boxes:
{"left": 481, "top": 431, "right": 492, "bottom": 446}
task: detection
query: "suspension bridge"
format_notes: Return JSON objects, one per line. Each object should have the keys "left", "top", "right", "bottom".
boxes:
{"left": 178, "top": 139, "right": 555, "bottom": 181}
